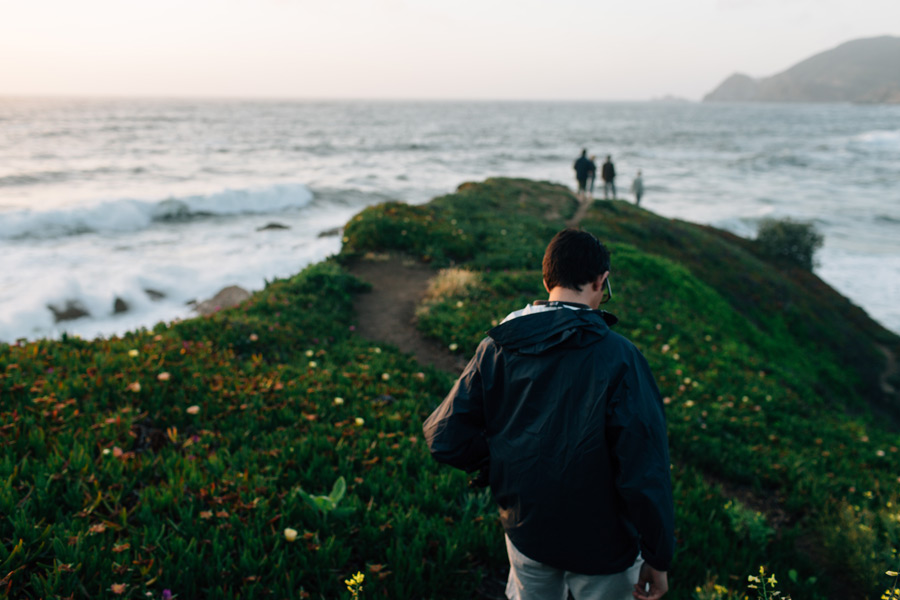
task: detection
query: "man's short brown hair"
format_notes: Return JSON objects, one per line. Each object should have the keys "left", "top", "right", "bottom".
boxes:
{"left": 542, "top": 228, "right": 610, "bottom": 292}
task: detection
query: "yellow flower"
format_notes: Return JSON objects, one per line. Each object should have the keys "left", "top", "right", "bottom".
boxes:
{"left": 449, "top": 343, "right": 459, "bottom": 351}
{"left": 283, "top": 528, "right": 298, "bottom": 542}
{"left": 747, "top": 575, "right": 760, "bottom": 583}
{"left": 309, "top": 361, "right": 317, "bottom": 368}
{"left": 128, "top": 349, "right": 139, "bottom": 357}
{"left": 767, "top": 574, "right": 777, "bottom": 586}
{"left": 305, "top": 349, "right": 314, "bottom": 357}
{"left": 887, "top": 570, "right": 899, "bottom": 577}
{"left": 345, "top": 570, "right": 365, "bottom": 596}
{"left": 355, "top": 417, "right": 365, "bottom": 426}
{"left": 333, "top": 397, "right": 345, "bottom": 405}
{"left": 381, "top": 373, "right": 390, "bottom": 381}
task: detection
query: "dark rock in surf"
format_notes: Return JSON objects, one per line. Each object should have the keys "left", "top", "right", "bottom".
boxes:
{"left": 318, "top": 227, "right": 342, "bottom": 238}
{"left": 114, "top": 297, "right": 129, "bottom": 314}
{"left": 257, "top": 222, "right": 291, "bottom": 231}
{"left": 48, "top": 300, "right": 90, "bottom": 323}
{"left": 144, "top": 288, "right": 166, "bottom": 301}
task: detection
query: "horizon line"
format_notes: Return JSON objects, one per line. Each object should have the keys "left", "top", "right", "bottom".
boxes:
{"left": 0, "top": 92, "right": 700, "bottom": 103}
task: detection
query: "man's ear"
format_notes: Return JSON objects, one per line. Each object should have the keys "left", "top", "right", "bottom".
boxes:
{"left": 592, "top": 271, "right": 610, "bottom": 291}
{"left": 543, "top": 279, "right": 551, "bottom": 294}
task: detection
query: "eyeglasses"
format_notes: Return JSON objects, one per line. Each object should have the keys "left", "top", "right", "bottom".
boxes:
{"left": 600, "top": 277, "right": 612, "bottom": 304}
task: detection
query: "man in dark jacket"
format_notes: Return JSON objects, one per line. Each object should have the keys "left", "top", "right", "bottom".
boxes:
{"left": 423, "top": 229, "right": 674, "bottom": 600}
{"left": 573, "top": 150, "right": 593, "bottom": 200}
{"left": 602, "top": 155, "right": 617, "bottom": 199}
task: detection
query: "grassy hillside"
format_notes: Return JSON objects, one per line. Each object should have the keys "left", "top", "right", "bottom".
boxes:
{"left": 2, "top": 178, "right": 899, "bottom": 599}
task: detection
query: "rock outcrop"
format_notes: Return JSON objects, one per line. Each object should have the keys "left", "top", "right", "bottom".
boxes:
{"left": 195, "top": 286, "right": 251, "bottom": 316}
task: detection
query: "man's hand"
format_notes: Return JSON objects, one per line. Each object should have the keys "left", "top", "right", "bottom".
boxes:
{"left": 633, "top": 562, "right": 668, "bottom": 600}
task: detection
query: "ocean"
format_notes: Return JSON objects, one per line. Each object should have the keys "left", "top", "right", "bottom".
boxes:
{"left": 1, "top": 98, "right": 898, "bottom": 342}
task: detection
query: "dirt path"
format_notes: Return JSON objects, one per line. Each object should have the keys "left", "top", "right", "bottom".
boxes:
{"left": 347, "top": 197, "right": 590, "bottom": 375}
{"left": 877, "top": 343, "right": 898, "bottom": 396}
{"left": 566, "top": 197, "right": 592, "bottom": 227}
{"left": 347, "top": 254, "right": 468, "bottom": 374}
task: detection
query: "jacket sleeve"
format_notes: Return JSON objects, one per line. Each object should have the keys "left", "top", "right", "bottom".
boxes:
{"left": 606, "top": 347, "right": 675, "bottom": 571}
{"left": 422, "top": 347, "right": 490, "bottom": 473}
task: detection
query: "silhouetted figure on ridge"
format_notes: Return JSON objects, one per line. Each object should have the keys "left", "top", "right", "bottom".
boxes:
{"left": 632, "top": 170, "right": 644, "bottom": 206}
{"left": 602, "top": 155, "right": 617, "bottom": 200}
{"left": 573, "top": 149, "right": 593, "bottom": 200}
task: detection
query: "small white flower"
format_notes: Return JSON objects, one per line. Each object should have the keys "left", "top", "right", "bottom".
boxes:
{"left": 449, "top": 343, "right": 459, "bottom": 351}
{"left": 381, "top": 373, "right": 390, "bottom": 381}
{"left": 283, "top": 528, "right": 298, "bottom": 542}
{"left": 128, "top": 349, "right": 139, "bottom": 357}
{"left": 333, "top": 397, "right": 345, "bottom": 405}
{"left": 186, "top": 405, "right": 200, "bottom": 415}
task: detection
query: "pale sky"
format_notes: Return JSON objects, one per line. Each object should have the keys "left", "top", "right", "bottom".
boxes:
{"left": 1, "top": 0, "right": 898, "bottom": 100}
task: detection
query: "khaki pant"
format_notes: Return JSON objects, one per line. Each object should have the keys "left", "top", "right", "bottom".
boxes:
{"left": 505, "top": 535, "right": 644, "bottom": 600}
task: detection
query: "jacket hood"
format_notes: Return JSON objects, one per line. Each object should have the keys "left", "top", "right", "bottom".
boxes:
{"left": 488, "top": 308, "right": 618, "bottom": 355}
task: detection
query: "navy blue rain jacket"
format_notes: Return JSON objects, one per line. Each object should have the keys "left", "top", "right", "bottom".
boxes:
{"left": 423, "top": 307, "right": 674, "bottom": 574}
{"left": 573, "top": 156, "right": 593, "bottom": 180}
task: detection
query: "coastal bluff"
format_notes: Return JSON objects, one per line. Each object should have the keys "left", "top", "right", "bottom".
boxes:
{"left": 2, "top": 178, "right": 899, "bottom": 599}
{"left": 704, "top": 35, "right": 900, "bottom": 103}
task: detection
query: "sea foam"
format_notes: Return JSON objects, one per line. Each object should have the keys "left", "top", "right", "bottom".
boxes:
{"left": 852, "top": 129, "right": 900, "bottom": 151}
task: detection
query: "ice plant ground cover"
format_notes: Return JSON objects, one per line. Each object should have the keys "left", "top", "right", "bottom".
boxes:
{"left": 2, "top": 178, "right": 899, "bottom": 598}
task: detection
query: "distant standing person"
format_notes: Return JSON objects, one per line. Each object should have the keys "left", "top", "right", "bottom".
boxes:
{"left": 602, "top": 155, "right": 617, "bottom": 200}
{"left": 573, "top": 149, "right": 593, "bottom": 200}
{"left": 588, "top": 155, "right": 598, "bottom": 197}
{"left": 632, "top": 170, "right": 644, "bottom": 206}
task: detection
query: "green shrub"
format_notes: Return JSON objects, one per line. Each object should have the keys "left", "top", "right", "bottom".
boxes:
{"left": 755, "top": 218, "right": 823, "bottom": 271}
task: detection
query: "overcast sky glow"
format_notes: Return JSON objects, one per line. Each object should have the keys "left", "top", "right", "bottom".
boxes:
{"left": 2, "top": 0, "right": 898, "bottom": 100}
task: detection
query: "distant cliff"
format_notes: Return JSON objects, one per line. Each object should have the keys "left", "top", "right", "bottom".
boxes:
{"left": 704, "top": 36, "right": 900, "bottom": 103}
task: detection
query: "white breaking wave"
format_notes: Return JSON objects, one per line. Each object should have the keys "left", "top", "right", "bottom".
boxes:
{"left": 0, "top": 183, "right": 314, "bottom": 240}
{"left": 852, "top": 129, "right": 900, "bottom": 150}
